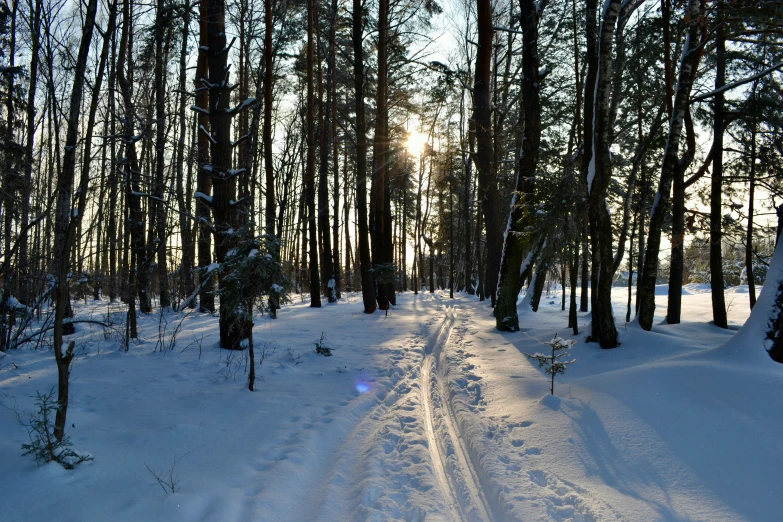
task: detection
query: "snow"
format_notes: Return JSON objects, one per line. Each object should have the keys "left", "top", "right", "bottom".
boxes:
{"left": 587, "top": 155, "right": 596, "bottom": 194}
{"left": 1, "top": 285, "right": 781, "bottom": 521}
{"left": 193, "top": 192, "right": 213, "bottom": 204}
{"left": 6, "top": 296, "right": 30, "bottom": 313}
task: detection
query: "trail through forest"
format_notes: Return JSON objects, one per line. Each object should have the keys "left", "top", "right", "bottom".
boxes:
{"left": 1, "top": 287, "right": 781, "bottom": 521}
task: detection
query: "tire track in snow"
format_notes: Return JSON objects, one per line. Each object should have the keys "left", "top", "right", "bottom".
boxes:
{"left": 422, "top": 304, "right": 495, "bottom": 522}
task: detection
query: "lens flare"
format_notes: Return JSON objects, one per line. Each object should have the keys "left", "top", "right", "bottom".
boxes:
{"left": 353, "top": 373, "right": 373, "bottom": 394}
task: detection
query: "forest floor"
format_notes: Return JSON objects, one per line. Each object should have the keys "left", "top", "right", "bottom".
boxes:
{"left": 1, "top": 285, "right": 781, "bottom": 521}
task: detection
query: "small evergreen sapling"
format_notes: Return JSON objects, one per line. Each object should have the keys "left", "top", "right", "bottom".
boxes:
{"left": 20, "top": 388, "right": 93, "bottom": 469}
{"left": 525, "top": 334, "right": 576, "bottom": 395}
{"left": 216, "top": 235, "right": 292, "bottom": 390}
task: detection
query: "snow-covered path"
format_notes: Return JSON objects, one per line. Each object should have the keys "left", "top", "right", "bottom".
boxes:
{"left": 2, "top": 287, "right": 782, "bottom": 521}
{"left": 421, "top": 303, "right": 493, "bottom": 521}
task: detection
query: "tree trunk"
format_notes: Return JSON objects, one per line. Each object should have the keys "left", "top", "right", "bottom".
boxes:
{"left": 331, "top": 26, "right": 341, "bottom": 299}
{"left": 463, "top": 86, "right": 473, "bottom": 294}
{"left": 175, "top": 1, "right": 195, "bottom": 306}
{"left": 51, "top": 0, "right": 99, "bottom": 442}
{"left": 353, "top": 0, "right": 375, "bottom": 313}
{"left": 494, "top": 0, "right": 543, "bottom": 331}
{"left": 569, "top": 236, "right": 579, "bottom": 334}
{"left": 108, "top": 25, "right": 118, "bottom": 302}
{"left": 318, "top": 18, "right": 335, "bottom": 302}
{"left": 637, "top": 0, "right": 704, "bottom": 331}
{"left": 474, "top": 0, "right": 500, "bottom": 307}
{"left": 195, "top": 2, "right": 214, "bottom": 312}
{"left": 530, "top": 261, "right": 548, "bottom": 313}
{"left": 18, "top": 0, "right": 43, "bottom": 306}
{"left": 585, "top": 0, "right": 621, "bottom": 347}
{"left": 746, "top": 86, "right": 758, "bottom": 310}
{"left": 710, "top": 15, "right": 728, "bottom": 329}
{"left": 305, "top": 0, "right": 321, "bottom": 307}
{"left": 153, "top": 0, "right": 169, "bottom": 308}
{"left": 204, "top": 0, "right": 253, "bottom": 347}
{"left": 118, "top": 0, "right": 152, "bottom": 316}
{"left": 371, "top": 0, "right": 393, "bottom": 310}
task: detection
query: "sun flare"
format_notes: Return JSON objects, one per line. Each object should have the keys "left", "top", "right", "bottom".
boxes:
{"left": 405, "top": 130, "right": 428, "bottom": 156}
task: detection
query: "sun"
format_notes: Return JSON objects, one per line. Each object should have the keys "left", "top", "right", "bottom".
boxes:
{"left": 405, "top": 129, "right": 428, "bottom": 156}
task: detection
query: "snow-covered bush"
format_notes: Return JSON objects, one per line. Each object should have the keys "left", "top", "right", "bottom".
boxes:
{"left": 525, "top": 334, "right": 576, "bottom": 396}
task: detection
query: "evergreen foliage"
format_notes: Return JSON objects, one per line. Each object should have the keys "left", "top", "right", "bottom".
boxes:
{"left": 525, "top": 335, "right": 577, "bottom": 396}
{"left": 215, "top": 235, "right": 293, "bottom": 323}
{"left": 20, "top": 389, "right": 93, "bottom": 470}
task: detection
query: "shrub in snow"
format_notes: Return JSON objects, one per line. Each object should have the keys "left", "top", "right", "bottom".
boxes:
{"left": 314, "top": 332, "right": 333, "bottom": 356}
{"left": 525, "top": 334, "right": 576, "bottom": 396}
{"left": 19, "top": 388, "right": 93, "bottom": 470}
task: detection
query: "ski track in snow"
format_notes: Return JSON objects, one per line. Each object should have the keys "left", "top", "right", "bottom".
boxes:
{"left": 421, "top": 303, "right": 494, "bottom": 522}
{"left": 441, "top": 300, "right": 621, "bottom": 522}
{"left": 4, "top": 287, "right": 780, "bottom": 521}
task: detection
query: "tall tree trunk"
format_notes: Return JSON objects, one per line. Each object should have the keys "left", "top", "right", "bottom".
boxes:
{"left": 353, "top": 0, "right": 375, "bottom": 313}
{"left": 3, "top": 0, "right": 18, "bottom": 295}
{"left": 474, "top": 0, "right": 500, "bottom": 306}
{"left": 81, "top": 0, "right": 114, "bottom": 302}
{"left": 371, "top": 0, "right": 393, "bottom": 309}
{"left": 495, "top": 0, "right": 544, "bottom": 331}
{"left": 204, "top": 0, "right": 253, "bottom": 347}
{"left": 476, "top": 201, "right": 484, "bottom": 300}
{"left": 587, "top": 0, "right": 623, "bottom": 348}
{"left": 305, "top": 0, "right": 321, "bottom": 307}
{"left": 18, "top": 0, "right": 43, "bottom": 305}
{"left": 195, "top": 2, "right": 214, "bottom": 312}
{"left": 118, "top": 0, "right": 152, "bottom": 316}
{"left": 579, "top": 0, "right": 599, "bottom": 316}
{"left": 264, "top": 0, "right": 275, "bottom": 238}
{"left": 710, "top": 13, "right": 728, "bottom": 329}
{"left": 637, "top": 0, "right": 704, "bottom": 330}
{"left": 175, "top": 1, "right": 195, "bottom": 306}
{"left": 108, "top": 25, "right": 118, "bottom": 302}
{"left": 154, "top": 0, "right": 170, "bottom": 308}
{"left": 343, "top": 142, "right": 352, "bottom": 289}
{"left": 746, "top": 85, "right": 758, "bottom": 310}
{"left": 318, "top": 16, "right": 335, "bottom": 302}
{"left": 463, "top": 126, "right": 473, "bottom": 294}
{"left": 51, "top": 0, "right": 99, "bottom": 442}
{"left": 331, "top": 26, "right": 341, "bottom": 299}
{"left": 569, "top": 232, "right": 579, "bottom": 334}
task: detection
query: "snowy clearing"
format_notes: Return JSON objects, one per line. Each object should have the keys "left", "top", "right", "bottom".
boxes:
{"left": 1, "top": 287, "right": 781, "bottom": 521}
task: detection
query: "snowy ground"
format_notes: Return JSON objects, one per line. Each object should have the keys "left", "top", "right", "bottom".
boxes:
{"left": 1, "top": 285, "right": 781, "bottom": 521}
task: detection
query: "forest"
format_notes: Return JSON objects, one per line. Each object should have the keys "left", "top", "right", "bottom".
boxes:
{"left": 1, "top": 0, "right": 783, "bottom": 518}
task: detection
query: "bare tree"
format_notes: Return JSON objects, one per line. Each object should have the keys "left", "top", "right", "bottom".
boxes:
{"left": 50, "top": 0, "right": 100, "bottom": 442}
